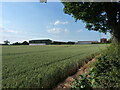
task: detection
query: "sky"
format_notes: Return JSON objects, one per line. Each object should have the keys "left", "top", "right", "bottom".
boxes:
{"left": 0, "top": 2, "right": 111, "bottom": 44}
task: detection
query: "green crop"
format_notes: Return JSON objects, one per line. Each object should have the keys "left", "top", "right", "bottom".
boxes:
{"left": 2, "top": 44, "right": 108, "bottom": 88}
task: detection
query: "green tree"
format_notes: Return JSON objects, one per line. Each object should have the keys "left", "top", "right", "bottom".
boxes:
{"left": 4, "top": 40, "right": 10, "bottom": 45}
{"left": 62, "top": 2, "right": 120, "bottom": 44}
{"left": 12, "top": 42, "right": 22, "bottom": 45}
{"left": 22, "top": 41, "right": 29, "bottom": 45}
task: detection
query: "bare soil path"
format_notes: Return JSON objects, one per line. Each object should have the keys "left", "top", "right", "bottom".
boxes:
{"left": 53, "top": 58, "right": 96, "bottom": 90}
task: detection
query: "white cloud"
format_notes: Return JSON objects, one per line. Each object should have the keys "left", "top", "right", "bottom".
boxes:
{"left": 7, "top": 30, "right": 19, "bottom": 33}
{"left": 0, "top": 26, "right": 21, "bottom": 34}
{"left": 47, "top": 28, "right": 61, "bottom": 34}
{"left": 54, "top": 20, "right": 68, "bottom": 25}
{"left": 0, "top": 29, "right": 20, "bottom": 34}
{"left": 1, "top": 33, "right": 33, "bottom": 44}
{"left": 46, "top": 21, "right": 69, "bottom": 33}
{"left": 47, "top": 28, "right": 69, "bottom": 34}
{"left": 78, "top": 29, "right": 83, "bottom": 32}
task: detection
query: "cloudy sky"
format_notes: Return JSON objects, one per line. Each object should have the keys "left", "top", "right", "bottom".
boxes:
{"left": 1, "top": 2, "right": 111, "bottom": 43}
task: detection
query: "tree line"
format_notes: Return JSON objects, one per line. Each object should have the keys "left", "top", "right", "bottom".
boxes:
{"left": 2, "top": 40, "right": 29, "bottom": 45}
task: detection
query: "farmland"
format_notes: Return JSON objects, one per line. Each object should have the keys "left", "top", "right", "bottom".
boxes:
{"left": 2, "top": 44, "right": 109, "bottom": 88}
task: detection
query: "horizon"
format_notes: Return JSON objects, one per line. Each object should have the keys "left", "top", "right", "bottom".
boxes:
{"left": 1, "top": 38, "right": 109, "bottom": 44}
{"left": 1, "top": 2, "right": 111, "bottom": 44}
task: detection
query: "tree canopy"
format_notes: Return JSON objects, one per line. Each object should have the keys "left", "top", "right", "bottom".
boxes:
{"left": 4, "top": 40, "right": 10, "bottom": 45}
{"left": 62, "top": 2, "right": 120, "bottom": 44}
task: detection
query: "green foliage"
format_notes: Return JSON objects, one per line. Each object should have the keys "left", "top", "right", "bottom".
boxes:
{"left": 12, "top": 41, "right": 29, "bottom": 45}
{"left": 12, "top": 42, "right": 22, "bottom": 45}
{"left": 72, "top": 45, "right": 120, "bottom": 89}
{"left": 62, "top": 2, "right": 120, "bottom": 34}
{"left": 91, "top": 45, "right": 120, "bottom": 88}
{"left": 22, "top": 41, "right": 29, "bottom": 45}
{"left": 4, "top": 40, "right": 10, "bottom": 45}
{"left": 2, "top": 44, "right": 108, "bottom": 88}
{"left": 72, "top": 74, "right": 92, "bottom": 89}
{"left": 62, "top": 2, "right": 120, "bottom": 44}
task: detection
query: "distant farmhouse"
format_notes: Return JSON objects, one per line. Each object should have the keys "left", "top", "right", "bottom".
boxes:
{"left": 100, "top": 38, "right": 107, "bottom": 43}
{"left": 29, "top": 39, "right": 52, "bottom": 45}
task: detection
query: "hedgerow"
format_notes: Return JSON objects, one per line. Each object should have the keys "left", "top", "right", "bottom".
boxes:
{"left": 72, "top": 45, "right": 120, "bottom": 89}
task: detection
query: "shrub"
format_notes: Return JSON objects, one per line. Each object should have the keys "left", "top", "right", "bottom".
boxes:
{"left": 72, "top": 45, "right": 120, "bottom": 89}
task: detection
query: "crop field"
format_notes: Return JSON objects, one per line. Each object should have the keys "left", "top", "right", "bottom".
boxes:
{"left": 2, "top": 44, "right": 109, "bottom": 88}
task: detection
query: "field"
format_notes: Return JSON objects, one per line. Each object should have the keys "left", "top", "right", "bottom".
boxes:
{"left": 2, "top": 44, "right": 108, "bottom": 88}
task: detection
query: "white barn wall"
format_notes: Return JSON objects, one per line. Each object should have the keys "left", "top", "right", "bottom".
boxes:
{"left": 29, "top": 43, "right": 46, "bottom": 45}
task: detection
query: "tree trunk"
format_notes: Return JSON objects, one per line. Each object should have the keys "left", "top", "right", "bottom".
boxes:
{"left": 112, "top": 24, "right": 120, "bottom": 45}
{"left": 105, "top": 3, "right": 120, "bottom": 45}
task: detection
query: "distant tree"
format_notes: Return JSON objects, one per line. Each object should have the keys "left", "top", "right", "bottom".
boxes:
{"left": 62, "top": 2, "right": 120, "bottom": 45}
{"left": 67, "top": 41, "right": 75, "bottom": 45}
{"left": 12, "top": 42, "right": 22, "bottom": 45}
{"left": 51, "top": 41, "right": 67, "bottom": 45}
{"left": 91, "top": 41, "right": 100, "bottom": 44}
{"left": 4, "top": 40, "right": 10, "bottom": 45}
{"left": 22, "top": 41, "right": 29, "bottom": 45}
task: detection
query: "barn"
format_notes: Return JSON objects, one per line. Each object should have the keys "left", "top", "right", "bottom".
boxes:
{"left": 29, "top": 39, "right": 52, "bottom": 45}
{"left": 100, "top": 38, "right": 107, "bottom": 43}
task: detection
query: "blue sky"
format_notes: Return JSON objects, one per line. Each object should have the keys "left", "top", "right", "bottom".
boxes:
{"left": 1, "top": 2, "right": 111, "bottom": 43}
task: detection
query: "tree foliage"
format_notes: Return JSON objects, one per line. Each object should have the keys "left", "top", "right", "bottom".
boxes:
{"left": 22, "top": 41, "right": 29, "bottom": 45}
{"left": 12, "top": 41, "right": 29, "bottom": 45}
{"left": 62, "top": 2, "right": 120, "bottom": 43}
{"left": 12, "top": 42, "right": 22, "bottom": 45}
{"left": 4, "top": 40, "right": 10, "bottom": 45}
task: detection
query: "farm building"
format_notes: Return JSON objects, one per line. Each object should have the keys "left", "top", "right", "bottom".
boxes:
{"left": 76, "top": 41, "right": 94, "bottom": 44}
{"left": 100, "top": 38, "right": 107, "bottom": 43}
{"left": 29, "top": 39, "right": 52, "bottom": 45}
{"left": 51, "top": 41, "right": 75, "bottom": 45}
{"left": 51, "top": 41, "right": 67, "bottom": 45}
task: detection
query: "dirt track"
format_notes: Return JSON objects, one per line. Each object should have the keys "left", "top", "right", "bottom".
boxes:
{"left": 53, "top": 58, "right": 96, "bottom": 90}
